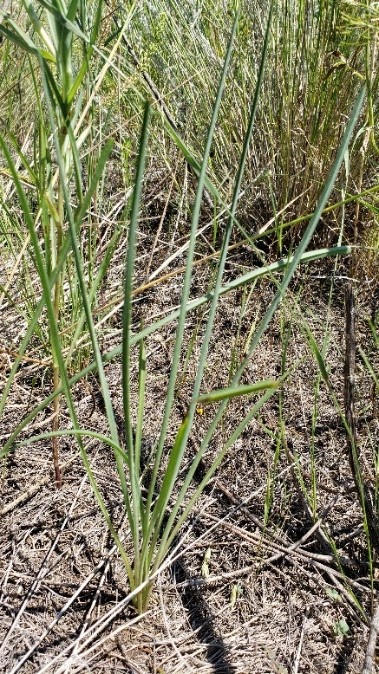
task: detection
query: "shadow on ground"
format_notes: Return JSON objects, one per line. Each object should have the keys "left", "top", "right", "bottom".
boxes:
{"left": 173, "top": 558, "right": 236, "bottom": 674}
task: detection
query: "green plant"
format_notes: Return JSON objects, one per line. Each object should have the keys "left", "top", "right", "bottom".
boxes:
{"left": 0, "top": 2, "right": 366, "bottom": 615}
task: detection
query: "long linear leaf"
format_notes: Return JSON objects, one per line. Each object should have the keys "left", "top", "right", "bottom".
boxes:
{"left": 197, "top": 380, "right": 279, "bottom": 405}
{"left": 144, "top": 11, "right": 240, "bottom": 528}
{"left": 122, "top": 102, "right": 151, "bottom": 567}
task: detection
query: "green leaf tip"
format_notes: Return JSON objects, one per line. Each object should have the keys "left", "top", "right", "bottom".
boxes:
{"left": 197, "top": 380, "right": 279, "bottom": 405}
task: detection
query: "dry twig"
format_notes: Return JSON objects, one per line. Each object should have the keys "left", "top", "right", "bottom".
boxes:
{"left": 362, "top": 602, "right": 379, "bottom": 674}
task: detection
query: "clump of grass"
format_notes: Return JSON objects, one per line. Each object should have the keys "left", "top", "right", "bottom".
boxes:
{"left": 0, "top": 0, "right": 369, "bottom": 616}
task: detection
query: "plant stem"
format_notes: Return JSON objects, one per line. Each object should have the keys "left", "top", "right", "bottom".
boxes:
{"left": 51, "top": 128, "right": 66, "bottom": 489}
